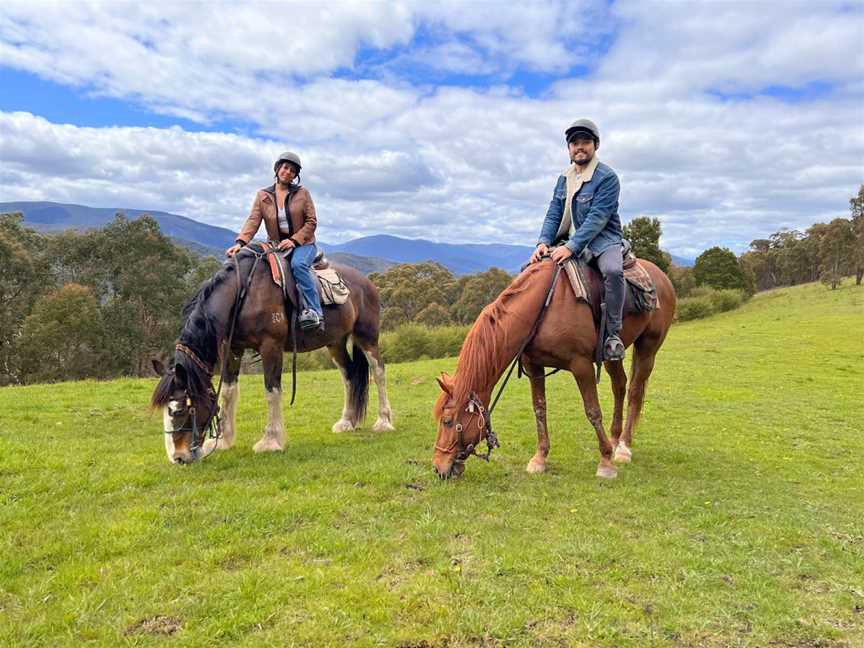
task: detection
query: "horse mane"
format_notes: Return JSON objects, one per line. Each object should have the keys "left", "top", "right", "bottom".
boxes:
{"left": 151, "top": 260, "right": 239, "bottom": 408}
{"left": 441, "top": 262, "right": 551, "bottom": 411}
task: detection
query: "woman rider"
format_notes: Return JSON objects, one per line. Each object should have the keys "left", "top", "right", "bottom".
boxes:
{"left": 225, "top": 151, "right": 323, "bottom": 331}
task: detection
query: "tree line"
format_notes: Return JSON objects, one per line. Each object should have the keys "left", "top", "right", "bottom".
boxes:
{"left": 0, "top": 213, "right": 220, "bottom": 385}
{"left": 2, "top": 185, "right": 860, "bottom": 384}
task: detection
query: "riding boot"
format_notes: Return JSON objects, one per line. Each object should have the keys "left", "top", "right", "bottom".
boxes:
{"left": 597, "top": 244, "right": 626, "bottom": 361}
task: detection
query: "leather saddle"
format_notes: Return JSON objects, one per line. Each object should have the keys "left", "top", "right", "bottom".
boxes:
{"left": 240, "top": 242, "right": 329, "bottom": 311}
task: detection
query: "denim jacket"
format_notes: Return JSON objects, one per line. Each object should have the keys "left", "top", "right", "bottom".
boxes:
{"left": 537, "top": 160, "right": 622, "bottom": 259}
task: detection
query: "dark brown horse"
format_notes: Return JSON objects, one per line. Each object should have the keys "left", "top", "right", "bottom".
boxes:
{"left": 151, "top": 248, "right": 394, "bottom": 464}
{"left": 433, "top": 258, "right": 676, "bottom": 479}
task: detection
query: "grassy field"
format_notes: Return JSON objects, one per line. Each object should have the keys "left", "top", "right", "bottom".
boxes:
{"left": 1, "top": 281, "right": 862, "bottom": 647}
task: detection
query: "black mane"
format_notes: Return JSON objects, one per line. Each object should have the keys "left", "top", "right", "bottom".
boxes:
{"left": 167, "top": 259, "right": 240, "bottom": 404}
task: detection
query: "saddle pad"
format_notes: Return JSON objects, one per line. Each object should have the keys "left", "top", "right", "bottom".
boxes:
{"left": 561, "top": 257, "right": 658, "bottom": 313}
{"left": 314, "top": 267, "right": 350, "bottom": 305}
{"left": 623, "top": 261, "right": 658, "bottom": 312}
{"left": 562, "top": 258, "right": 591, "bottom": 304}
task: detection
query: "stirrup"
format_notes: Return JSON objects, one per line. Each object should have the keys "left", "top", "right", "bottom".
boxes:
{"left": 603, "top": 335, "right": 625, "bottom": 361}
{"left": 298, "top": 309, "right": 321, "bottom": 331}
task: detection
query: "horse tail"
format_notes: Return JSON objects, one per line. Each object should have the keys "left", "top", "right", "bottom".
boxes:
{"left": 345, "top": 340, "right": 369, "bottom": 427}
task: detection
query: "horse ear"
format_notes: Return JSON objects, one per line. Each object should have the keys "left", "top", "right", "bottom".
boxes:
{"left": 151, "top": 358, "right": 166, "bottom": 376}
{"left": 436, "top": 372, "right": 453, "bottom": 395}
{"left": 174, "top": 363, "right": 188, "bottom": 389}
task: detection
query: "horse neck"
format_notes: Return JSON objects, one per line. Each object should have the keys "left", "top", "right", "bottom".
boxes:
{"left": 451, "top": 265, "right": 554, "bottom": 406}
{"left": 177, "top": 276, "right": 238, "bottom": 369}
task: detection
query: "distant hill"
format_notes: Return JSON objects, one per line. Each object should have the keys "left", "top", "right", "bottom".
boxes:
{"left": 2, "top": 200, "right": 693, "bottom": 274}
{"left": 1, "top": 200, "right": 239, "bottom": 252}
{"left": 0, "top": 201, "right": 393, "bottom": 275}
{"left": 327, "top": 252, "right": 394, "bottom": 275}
{"left": 324, "top": 234, "right": 533, "bottom": 275}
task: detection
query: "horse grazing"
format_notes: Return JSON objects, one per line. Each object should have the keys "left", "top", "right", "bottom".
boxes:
{"left": 433, "top": 258, "right": 676, "bottom": 479}
{"left": 151, "top": 248, "right": 394, "bottom": 464}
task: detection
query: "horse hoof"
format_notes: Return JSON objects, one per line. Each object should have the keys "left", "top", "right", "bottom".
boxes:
{"left": 596, "top": 461, "right": 618, "bottom": 479}
{"left": 372, "top": 418, "right": 395, "bottom": 432}
{"left": 526, "top": 460, "right": 546, "bottom": 474}
{"left": 613, "top": 444, "right": 632, "bottom": 464}
{"left": 332, "top": 420, "right": 354, "bottom": 433}
{"left": 253, "top": 439, "right": 284, "bottom": 453}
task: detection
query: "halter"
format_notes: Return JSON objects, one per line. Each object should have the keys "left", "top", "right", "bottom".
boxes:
{"left": 164, "top": 389, "right": 220, "bottom": 455}
{"left": 434, "top": 391, "right": 500, "bottom": 464}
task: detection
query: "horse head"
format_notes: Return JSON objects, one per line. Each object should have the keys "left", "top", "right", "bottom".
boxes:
{"left": 432, "top": 372, "right": 496, "bottom": 479}
{"left": 151, "top": 357, "right": 218, "bottom": 464}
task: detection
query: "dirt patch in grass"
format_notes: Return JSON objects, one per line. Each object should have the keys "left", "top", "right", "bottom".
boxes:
{"left": 125, "top": 615, "right": 183, "bottom": 636}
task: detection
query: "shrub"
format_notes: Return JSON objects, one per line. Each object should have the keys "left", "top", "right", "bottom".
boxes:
{"left": 676, "top": 296, "right": 715, "bottom": 321}
{"left": 709, "top": 289, "right": 744, "bottom": 312}
{"left": 378, "top": 323, "right": 469, "bottom": 365}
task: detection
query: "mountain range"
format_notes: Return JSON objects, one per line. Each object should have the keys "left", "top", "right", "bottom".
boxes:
{"left": 1, "top": 201, "right": 693, "bottom": 274}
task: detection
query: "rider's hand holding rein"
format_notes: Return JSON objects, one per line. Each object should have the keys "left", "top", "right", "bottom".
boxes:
{"left": 225, "top": 243, "right": 243, "bottom": 257}
{"left": 550, "top": 245, "right": 573, "bottom": 265}
{"left": 529, "top": 243, "right": 549, "bottom": 264}
{"left": 277, "top": 238, "right": 296, "bottom": 252}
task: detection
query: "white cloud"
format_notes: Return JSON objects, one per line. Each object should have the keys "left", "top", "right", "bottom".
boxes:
{"left": 0, "top": 1, "right": 862, "bottom": 258}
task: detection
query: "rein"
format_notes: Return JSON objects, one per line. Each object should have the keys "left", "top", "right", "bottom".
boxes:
{"left": 441, "top": 260, "right": 564, "bottom": 466}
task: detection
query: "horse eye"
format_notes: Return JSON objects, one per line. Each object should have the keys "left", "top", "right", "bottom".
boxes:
{"left": 442, "top": 417, "right": 452, "bottom": 426}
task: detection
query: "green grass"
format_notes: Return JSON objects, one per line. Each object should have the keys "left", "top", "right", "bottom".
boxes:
{"left": 1, "top": 281, "right": 862, "bottom": 647}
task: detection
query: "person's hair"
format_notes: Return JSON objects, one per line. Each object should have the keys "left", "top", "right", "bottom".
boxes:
{"left": 274, "top": 161, "right": 301, "bottom": 184}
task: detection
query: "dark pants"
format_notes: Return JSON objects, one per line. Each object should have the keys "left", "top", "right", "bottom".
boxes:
{"left": 595, "top": 244, "right": 625, "bottom": 336}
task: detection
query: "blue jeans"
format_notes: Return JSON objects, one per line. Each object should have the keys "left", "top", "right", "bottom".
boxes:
{"left": 290, "top": 244, "right": 322, "bottom": 317}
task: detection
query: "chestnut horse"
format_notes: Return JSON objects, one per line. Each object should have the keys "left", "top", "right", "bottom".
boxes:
{"left": 433, "top": 258, "right": 676, "bottom": 479}
{"left": 151, "top": 247, "right": 394, "bottom": 464}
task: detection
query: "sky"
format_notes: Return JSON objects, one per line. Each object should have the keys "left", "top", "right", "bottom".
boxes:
{"left": 0, "top": 1, "right": 862, "bottom": 258}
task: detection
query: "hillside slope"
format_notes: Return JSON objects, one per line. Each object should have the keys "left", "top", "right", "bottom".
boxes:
{"left": 0, "top": 281, "right": 861, "bottom": 646}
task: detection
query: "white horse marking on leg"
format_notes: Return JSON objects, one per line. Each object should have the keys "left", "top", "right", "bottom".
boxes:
{"left": 254, "top": 387, "right": 285, "bottom": 452}
{"left": 362, "top": 349, "right": 395, "bottom": 432}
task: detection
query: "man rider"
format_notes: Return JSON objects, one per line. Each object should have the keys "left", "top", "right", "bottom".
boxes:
{"left": 529, "top": 119, "right": 626, "bottom": 361}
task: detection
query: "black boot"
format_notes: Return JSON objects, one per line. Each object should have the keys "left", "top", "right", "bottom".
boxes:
{"left": 298, "top": 309, "right": 321, "bottom": 331}
{"left": 603, "top": 334, "right": 625, "bottom": 361}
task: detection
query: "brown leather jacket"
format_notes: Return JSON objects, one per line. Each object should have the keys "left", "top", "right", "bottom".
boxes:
{"left": 235, "top": 184, "right": 317, "bottom": 246}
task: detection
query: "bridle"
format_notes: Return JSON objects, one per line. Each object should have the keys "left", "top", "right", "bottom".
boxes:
{"left": 166, "top": 344, "right": 221, "bottom": 457}
{"left": 434, "top": 391, "right": 500, "bottom": 465}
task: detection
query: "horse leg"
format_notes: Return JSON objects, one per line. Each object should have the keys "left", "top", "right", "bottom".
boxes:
{"left": 571, "top": 358, "right": 617, "bottom": 479}
{"left": 356, "top": 340, "right": 395, "bottom": 432}
{"left": 328, "top": 340, "right": 356, "bottom": 433}
{"left": 204, "top": 347, "right": 243, "bottom": 452}
{"left": 253, "top": 340, "right": 286, "bottom": 453}
{"left": 604, "top": 359, "right": 630, "bottom": 463}
{"left": 618, "top": 337, "right": 661, "bottom": 463}
{"left": 523, "top": 359, "right": 549, "bottom": 474}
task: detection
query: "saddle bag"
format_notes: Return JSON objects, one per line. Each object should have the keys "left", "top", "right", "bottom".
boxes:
{"left": 314, "top": 267, "right": 350, "bottom": 305}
